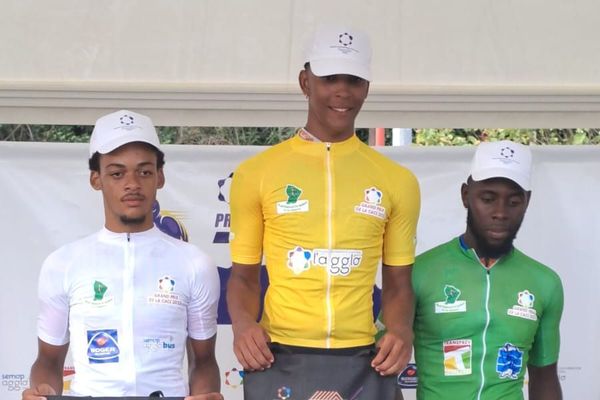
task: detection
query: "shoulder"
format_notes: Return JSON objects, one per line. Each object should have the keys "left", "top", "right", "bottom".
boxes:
{"left": 235, "top": 137, "right": 294, "bottom": 174}
{"left": 42, "top": 231, "right": 100, "bottom": 271}
{"left": 510, "top": 248, "right": 562, "bottom": 285}
{"left": 414, "top": 239, "right": 458, "bottom": 271}
{"left": 357, "top": 142, "right": 417, "bottom": 178}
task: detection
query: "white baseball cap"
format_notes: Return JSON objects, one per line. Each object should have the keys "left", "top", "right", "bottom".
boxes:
{"left": 470, "top": 140, "right": 532, "bottom": 191}
{"left": 89, "top": 110, "right": 160, "bottom": 156}
{"left": 304, "top": 25, "right": 372, "bottom": 81}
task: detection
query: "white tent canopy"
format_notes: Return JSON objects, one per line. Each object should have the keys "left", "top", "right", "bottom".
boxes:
{"left": 2, "top": 0, "right": 600, "bottom": 127}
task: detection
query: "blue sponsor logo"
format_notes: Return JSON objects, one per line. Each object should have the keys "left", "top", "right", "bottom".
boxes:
{"left": 87, "top": 329, "right": 120, "bottom": 364}
{"left": 397, "top": 363, "right": 418, "bottom": 389}
{"left": 496, "top": 343, "right": 523, "bottom": 379}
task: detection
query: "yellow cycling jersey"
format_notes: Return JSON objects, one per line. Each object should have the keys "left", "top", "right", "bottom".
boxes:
{"left": 230, "top": 132, "right": 420, "bottom": 348}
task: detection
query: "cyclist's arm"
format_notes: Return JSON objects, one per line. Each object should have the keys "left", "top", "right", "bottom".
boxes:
{"left": 227, "top": 263, "right": 273, "bottom": 370}
{"left": 372, "top": 264, "right": 414, "bottom": 376}
{"left": 188, "top": 335, "right": 220, "bottom": 396}
{"left": 528, "top": 363, "right": 562, "bottom": 400}
{"left": 23, "top": 339, "right": 68, "bottom": 399}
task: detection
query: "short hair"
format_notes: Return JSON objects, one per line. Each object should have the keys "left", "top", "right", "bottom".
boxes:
{"left": 88, "top": 144, "right": 165, "bottom": 172}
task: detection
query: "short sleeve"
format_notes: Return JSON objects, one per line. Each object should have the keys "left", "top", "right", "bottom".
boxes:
{"left": 382, "top": 168, "right": 421, "bottom": 267}
{"left": 229, "top": 161, "right": 265, "bottom": 265}
{"left": 187, "top": 251, "right": 220, "bottom": 340}
{"left": 528, "top": 275, "right": 564, "bottom": 366}
{"left": 37, "top": 253, "right": 70, "bottom": 345}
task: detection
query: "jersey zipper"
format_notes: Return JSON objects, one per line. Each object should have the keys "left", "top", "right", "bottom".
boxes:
{"left": 325, "top": 142, "right": 333, "bottom": 348}
{"left": 122, "top": 232, "right": 137, "bottom": 392}
{"left": 477, "top": 268, "right": 491, "bottom": 400}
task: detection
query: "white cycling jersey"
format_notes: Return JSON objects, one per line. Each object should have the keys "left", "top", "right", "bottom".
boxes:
{"left": 37, "top": 226, "right": 219, "bottom": 396}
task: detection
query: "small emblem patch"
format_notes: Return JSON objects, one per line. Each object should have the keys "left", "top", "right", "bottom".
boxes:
{"left": 443, "top": 339, "right": 472, "bottom": 376}
{"left": 277, "top": 184, "right": 309, "bottom": 214}
{"left": 435, "top": 285, "right": 467, "bottom": 313}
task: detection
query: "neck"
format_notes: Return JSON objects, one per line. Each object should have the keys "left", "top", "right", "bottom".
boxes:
{"left": 303, "top": 124, "right": 354, "bottom": 143}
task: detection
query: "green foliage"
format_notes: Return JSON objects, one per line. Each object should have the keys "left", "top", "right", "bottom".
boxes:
{"left": 413, "top": 129, "right": 600, "bottom": 145}
{"left": 1, "top": 124, "right": 599, "bottom": 145}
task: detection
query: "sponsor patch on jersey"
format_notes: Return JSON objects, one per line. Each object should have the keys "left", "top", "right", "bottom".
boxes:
{"left": 142, "top": 336, "right": 176, "bottom": 351}
{"left": 435, "top": 284, "right": 467, "bottom": 313}
{"left": 87, "top": 329, "right": 119, "bottom": 364}
{"left": 308, "top": 390, "right": 343, "bottom": 400}
{"left": 443, "top": 339, "right": 472, "bottom": 376}
{"left": 84, "top": 280, "right": 114, "bottom": 306}
{"left": 354, "top": 187, "right": 386, "bottom": 219}
{"left": 277, "top": 184, "right": 309, "bottom": 214}
{"left": 287, "top": 247, "right": 363, "bottom": 276}
{"left": 496, "top": 343, "right": 523, "bottom": 379}
{"left": 397, "top": 363, "right": 418, "bottom": 388}
{"left": 507, "top": 289, "right": 537, "bottom": 321}
{"left": 148, "top": 275, "right": 184, "bottom": 306}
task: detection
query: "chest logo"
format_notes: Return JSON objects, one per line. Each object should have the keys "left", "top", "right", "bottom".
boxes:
{"left": 87, "top": 329, "right": 120, "bottom": 364}
{"left": 277, "top": 184, "right": 309, "bottom": 214}
{"left": 354, "top": 187, "right": 386, "bottom": 219}
{"left": 287, "top": 246, "right": 363, "bottom": 276}
{"left": 443, "top": 339, "right": 472, "bottom": 376}
{"left": 148, "top": 275, "right": 184, "bottom": 306}
{"left": 85, "top": 280, "right": 113, "bottom": 306}
{"left": 435, "top": 285, "right": 467, "bottom": 313}
{"left": 507, "top": 289, "right": 537, "bottom": 321}
{"left": 496, "top": 343, "right": 523, "bottom": 379}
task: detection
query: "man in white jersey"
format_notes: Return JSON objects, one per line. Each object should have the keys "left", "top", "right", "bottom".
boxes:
{"left": 22, "top": 110, "right": 223, "bottom": 400}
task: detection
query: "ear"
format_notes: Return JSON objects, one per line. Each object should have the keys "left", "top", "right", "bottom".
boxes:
{"left": 157, "top": 168, "right": 165, "bottom": 189}
{"left": 460, "top": 182, "right": 469, "bottom": 208}
{"left": 90, "top": 171, "right": 102, "bottom": 191}
{"left": 524, "top": 190, "right": 532, "bottom": 210}
{"left": 298, "top": 69, "right": 309, "bottom": 97}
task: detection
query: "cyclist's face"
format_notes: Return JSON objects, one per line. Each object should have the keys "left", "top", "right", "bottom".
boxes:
{"left": 299, "top": 67, "right": 369, "bottom": 142}
{"left": 90, "top": 142, "right": 164, "bottom": 233}
{"left": 461, "top": 177, "right": 530, "bottom": 258}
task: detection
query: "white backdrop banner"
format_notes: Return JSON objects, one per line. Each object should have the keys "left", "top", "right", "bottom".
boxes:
{"left": 0, "top": 142, "right": 597, "bottom": 399}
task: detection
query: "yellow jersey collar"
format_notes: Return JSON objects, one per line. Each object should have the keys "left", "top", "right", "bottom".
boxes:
{"left": 292, "top": 129, "right": 361, "bottom": 155}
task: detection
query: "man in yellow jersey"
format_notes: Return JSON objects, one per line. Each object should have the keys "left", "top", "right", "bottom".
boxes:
{"left": 227, "top": 25, "right": 420, "bottom": 399}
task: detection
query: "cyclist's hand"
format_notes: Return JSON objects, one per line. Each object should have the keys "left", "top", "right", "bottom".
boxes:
{"left": 232, "top": 318, "right": 274, "bottom": 371}
{"left": 372, "top": 329, "right": 413, "bottom": 376}
{"left": 185, "top": 393, "right": 224, "bottom": 400}
{"left": 22, "top": 384, "right": 56, "bottom": 400}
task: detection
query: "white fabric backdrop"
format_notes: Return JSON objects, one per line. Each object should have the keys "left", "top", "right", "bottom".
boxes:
{"left": 0, "top": 142, "right": 597, "bottom": 399}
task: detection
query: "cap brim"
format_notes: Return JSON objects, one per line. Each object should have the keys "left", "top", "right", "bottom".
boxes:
{"left": 309, "top": 58, "right": 371, "bottom": 81}
{"left": 471, "top": 168, "right": 531, "bottom": 191}
{"left": 91, "top": 135, "right": 160, "bottom": 156}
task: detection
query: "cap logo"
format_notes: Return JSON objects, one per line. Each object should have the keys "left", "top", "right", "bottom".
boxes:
{"left": 115, "top": 114, "right": 140, "bottom": 131}
{"left": 119, "top": 114, "right": 134, "bottom": 126}
{"left": 330, "top": 32, "right": 359, "bottom": 55}
{"left": 338, "top": 32, "right": 353, "bottom": 46}
{"left": 494, "top": 146, "right": 519, "bottom": 164}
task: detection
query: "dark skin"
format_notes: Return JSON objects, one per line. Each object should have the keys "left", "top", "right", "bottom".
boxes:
{"left": 461, "top": 176, "right": 562, "bottom": 400}
{"left": 23, "top": 143, "right": 223, "bottom": 400}
{"left": 227, "top": 65, "right": 414, "bottom": 376}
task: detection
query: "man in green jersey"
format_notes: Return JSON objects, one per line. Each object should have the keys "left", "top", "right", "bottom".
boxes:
{"left": 411, "top": 140, "right": 563, "bottom": 400}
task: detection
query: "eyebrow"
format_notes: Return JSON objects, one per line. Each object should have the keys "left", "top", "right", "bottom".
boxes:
{"left": 104, "top": 161, "right": 156, "bottom": 169}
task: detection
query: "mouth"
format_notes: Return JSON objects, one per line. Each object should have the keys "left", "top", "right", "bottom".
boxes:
{"left": 330, "top": 106, "right": 352, "bottom": 113}
{"left": 486, "top": 228, "right": 510, "bottom": 241}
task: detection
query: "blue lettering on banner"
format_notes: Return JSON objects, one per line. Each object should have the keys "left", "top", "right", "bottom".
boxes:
{"left": 87, "top": 329, "right": 120, "bottom": 364}
{"left": 1, "top": 373, "right": 29, "bottom": 392}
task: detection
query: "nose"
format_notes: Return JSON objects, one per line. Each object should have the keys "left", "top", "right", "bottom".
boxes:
{"left": 491, "top": 200, "right": 509, "bottom": 220}
{"left": 124, "top": 172, "right": 141, "bottom": 191}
